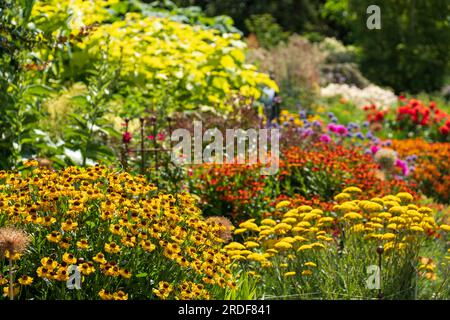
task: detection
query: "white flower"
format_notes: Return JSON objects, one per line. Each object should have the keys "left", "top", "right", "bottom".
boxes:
{"left": 320, "top": 83, "right": 397, "bottom": 110}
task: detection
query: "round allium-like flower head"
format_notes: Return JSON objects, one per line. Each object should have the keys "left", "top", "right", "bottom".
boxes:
{"left": 0, "top": 227, "right": 30, "bottom": 256}
{"left": 374, "top": 148, "right": 397, "bottom": 171}
{"left": 206, "top": 216, "right": 233, "bottom": 243}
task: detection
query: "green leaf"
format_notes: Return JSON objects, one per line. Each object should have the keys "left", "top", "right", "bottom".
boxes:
{"left": 135, "top": 273, "right": 148, "bottom": 278}
{"left": 24, "top": 84, "right": 54, "bottom": 97}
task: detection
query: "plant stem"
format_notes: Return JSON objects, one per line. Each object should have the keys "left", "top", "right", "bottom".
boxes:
{"left": 9, "top": 257, "right": 14, "bottom": 300}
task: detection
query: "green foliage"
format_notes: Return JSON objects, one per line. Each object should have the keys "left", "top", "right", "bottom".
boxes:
{"left": 348, "top": 0, "right": 450, "bottom": 93}
{"left": 0, "top": 0, "right": 55, "bottom": 169}
{"left": 63, "top": 52, "right": 121, "bottom": 166}
{"left": 244, "top": 14, "right": 289, "bottom": 49}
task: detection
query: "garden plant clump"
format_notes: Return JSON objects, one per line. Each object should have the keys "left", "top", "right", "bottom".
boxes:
{"left": 1, "top": 0, "right": 449, "bottom": 301}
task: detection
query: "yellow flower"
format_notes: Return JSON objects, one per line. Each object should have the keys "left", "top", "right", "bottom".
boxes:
{"left": 274, "top": 223, "right": 292, "bottom": 234}
{"left": 334, "top": 192, "right": 352, "bottom": 202}
{"left": 261, "top": 219, "right": 276, "bottom": 226}
{"left": 61, "top": 219, "right": 78, "bottom": 232}
{"left": 233, "top": 228, "right": 247, "bottom": 235}
{"left": 140, "top": 240, "right": 156, "bottom": 252}
{"left": 78, "top": 263, "right": 95, "bottom": 276}
{"left": 297, "top": 205, "right": 313, "bottom": 212}
{"left": 410, "top": 225, "right": 424, "bottom": 232}
{"left": 3, "top": 285, "right": 19, "bottom": 297}
{"left": 246, "top": 253, "right": 266, "bottom": 262}
{"left": 113, "top": 290, "right": 128, "bottom": 300}
{"left": 41, "top": 257, "right": 58, "bottom": 270}
{"left": 93, "top": 252, "right": 107, "bottom": 264}
{"left": 104, "top": 242, "right": 121, "bottom": 254}
{"left": 282, "top": 217, "right": 297, "bottom": 225}
{"left": 225, "top": 242, "right": 246, "bottom": 250}
{"left": 396, "top": 192, "right": 414, "bottom": 204}
{"left": 46, "top": 231, "right": 62, "bottom": 243}
{"left": 62, "top": 252, "right": 77, "bottom": 264}
{"left": 244, "top": 241, "right": 259, "bottom": 249}
{"left": 342, "top": 187, "right": 362, "bottom": 194}
{"left": 440, "top": 224, "right": 450, "bottom": 232}
{"left": 76, "top": 239, "right": 90, "bottom": 250}
{"left": 18, "top": 275, "right": 33, "bottom": 286}
{"left": 302, "top": 270, "right": 312, "bottom": 276}
{"left": 239, "top": 221, "right": 259, "bottom": 232}
{"left": 344, "top": 212, "right": 363, "bottom": 220}
{"left": 381, "top": 233, "right": 396, "bottom": 241}
{"left": 284, "top": 271, "right": 296, "bottom": 277}
{"left": 276, "top": 201, "right": 291, "bottom": 209}
{"left": 304, "top": 262, "right": 317, "bottom": 267}
{"left": 99, "top": 289, "right": 113, "bottom": 300}
{"left": 274, "top": 241, "right": 293, "bottom": 251}
{"left": 297, "top": 244, "right": 313, "bottom": 252}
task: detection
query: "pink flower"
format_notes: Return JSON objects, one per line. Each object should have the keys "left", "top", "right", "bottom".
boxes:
{"left": 157, "top": 133, "right": 165, "bottom": 141}
{"left": 327, "top": 124, "right": 337, "bottom": 132}
{"left": 122, "top": 132, "right": 132, "bottom": 144}
{"left": 370, "top": 145, "right": 380, "bottom": 154}
{"left": 319, "top": 134, "right": 331, "bottom": 143}
{"left": 396, "top": 159, "right": 409, "bottom": 176}
{"left": 147, "top": 135, "right": 155, "bottom": 140}
{"left": 336, "top": 125, "right": 348, "bottom": 135}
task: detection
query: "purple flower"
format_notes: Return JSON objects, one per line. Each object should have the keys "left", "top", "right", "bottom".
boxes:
{"left": 366, "top": 131, "right": 373, "bottom": 139}
{"left": 302, "top": 128, "right": 314, "bottom": 137}
{"left": 319, "top": 134, "right": 331, "bottom": 143}
{"left": 355, "top": 132, "right": 365, "bottom": 139}
{"left": 312, "top": 120, "right": 322, "bottom": 128}
{"left": 331, "top": 117, "right": 338, "bottom": 123}
{"left": 299, "top": 110, "right": 307, "bottom": 119}
{"left": 363, "top": 121, "right": 370, "bottom": 128}
{"left": 327, "top": 112, "right": 335, "bottom": 119}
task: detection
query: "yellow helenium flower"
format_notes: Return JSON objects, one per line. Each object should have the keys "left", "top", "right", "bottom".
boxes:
{"left": 18, "top": 275, "right": 33, "bottom": 286}
{"left": 440, "top": 224, "right": 450, "bottom": 232}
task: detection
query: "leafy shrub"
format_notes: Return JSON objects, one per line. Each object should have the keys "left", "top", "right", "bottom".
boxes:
{"left": 244, "top": 14, "right": 289, "bottom": 49}
{"left": 31, "top": 0, "right": 278, "bottom": 114}
{"left": 348, "top": 0, "right": 450, "bottom": 93}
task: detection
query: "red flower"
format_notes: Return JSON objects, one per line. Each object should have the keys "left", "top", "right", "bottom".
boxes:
{"left": 122, "top": 131, "right": 132, "bottom": 144}
{"left": 439, "top": 125, "right": 449, "bottom": 135}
